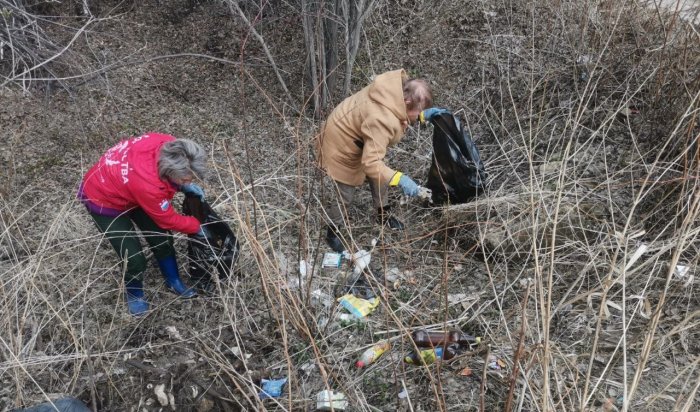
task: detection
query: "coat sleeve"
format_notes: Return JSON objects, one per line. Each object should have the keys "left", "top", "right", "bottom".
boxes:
{"left": 359, "top": 113, "right": 402, "bottom": 186}
{"left": 132, "top": 187, "right": 200, "bottom": 234}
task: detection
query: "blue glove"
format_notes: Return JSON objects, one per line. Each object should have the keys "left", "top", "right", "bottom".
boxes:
{"left": 398, "top": 174, "right": 420, "bottom": 197}
{"left": 420, "top": 107, "right": 450, "bottom": 123}
{"left": 181, "top": 183, "right": 205, "bottom": 200}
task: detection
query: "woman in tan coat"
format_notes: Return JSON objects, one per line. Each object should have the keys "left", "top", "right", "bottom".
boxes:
{"left": 317, "top": 69, "right": 434, "bottom": 252}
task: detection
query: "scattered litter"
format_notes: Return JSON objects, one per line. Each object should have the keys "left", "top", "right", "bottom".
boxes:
{"left": 338, "top": 294, "right": 380, "bottom": 318}
{"left": 398, "top": 388, "right": 409, "bottom": 399}
{"left": 674, "top": 265, "right": 694, "bottom": 286}
{"left": 322, "top": 252, "right": 343, "bottom": 268}
{"left": 674, "top": 265, "right": 689, "bottom": 278}
{"left": 487, "top": 355, "right": 506, "bottom": 370}
{"left": 299, "top": 260, "right": 308, "bottom": 277}
{"left": 299, "top": 361, "right": 316, "bottom": 377}
{"left": 337, "top": 312, "right": 366, "bottom": 327}
{"left": 385, "top": 267, "right": 401, "bottom": 282}
{"left": 411, "top": 329, "right": 480, "bottom": 348}
{"left": 356, "top": 340, "right": 391, "bottom": 368}
{"left": 459, "top": 367, "right": 473, "bottom": 376}
{"left": 311, "top": 289, "right": 334, "bottom": 308}
{"left": 316, "top": 390, "right": 347, "bottom": 411}
{"left": 453, "top": 264, "right": 463, "bottom": 272}
{"left": 343, "top": 239, "right": 377, "bottom": 275}
{"left": 165, "top": 326, "right": 183, "bottom": 340}
{"left": 229, "top": 346, "right": 252, "bottom": 360}
{"left": 259, "top": 377, "right": 287, "bottom": 399}
{"left": 317, "top": 316, "right": 329, "bottom": 328}
{"left": 404, "top": 344, "right": 460, "bottom": 365}
{"left": 154, "top": 384, "right": 169, "bottom": 407}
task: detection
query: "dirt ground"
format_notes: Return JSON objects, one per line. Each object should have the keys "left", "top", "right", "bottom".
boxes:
{"left": 1, "top": 0, "right": 698, "bottom": 411}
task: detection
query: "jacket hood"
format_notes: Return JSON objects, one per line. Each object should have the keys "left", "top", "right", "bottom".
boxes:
{"left": 367, "top": 69, "right": 408, "bottom": 122}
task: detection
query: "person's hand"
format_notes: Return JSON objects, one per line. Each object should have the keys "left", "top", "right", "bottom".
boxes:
{"left": 398, "top": 174, "right": 420, "bottom": 197}
{"left": 181, "top": 183, "right": 205, "bottom": 200}
{"left": 419, "top": 107, "right": 450, "bottom": 123}
{"left": 192, "top": 225, "right": 212, "bottom": 244}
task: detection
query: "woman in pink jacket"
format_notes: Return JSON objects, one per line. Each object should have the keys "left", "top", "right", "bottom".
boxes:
{"left": 79, "top": 133, "right": 208, "bottom": 316}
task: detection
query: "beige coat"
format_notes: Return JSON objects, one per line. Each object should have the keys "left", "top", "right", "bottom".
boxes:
{"left": 317, "top": 69, "right": 409, "bottom": 187}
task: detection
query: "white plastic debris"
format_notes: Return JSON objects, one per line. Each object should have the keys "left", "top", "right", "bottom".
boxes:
{"left": 299, "top": 260, "right": 308, "bottom": 277}
{"left": 674, "top": 265, "right": 689, "bottom": 278}
{"left": 230, "top": 346, "right": 252, "bottom": 360}
{"left": 316, "top": 390, "right": 347, "bottom": 411}
{"left": 165, "top": 326, "right": 183, "bottom": 340}
{"left": 311, "top": 289, "right": 333, "bottom": 308}
{"left": 154, "top": 384, "right": 169, "bottom": 406}
{"left": 343, "top": 239, "right": 378, "bottom": 276}
{"left": 674, "top": 264, "right": 694, "bottom": 287}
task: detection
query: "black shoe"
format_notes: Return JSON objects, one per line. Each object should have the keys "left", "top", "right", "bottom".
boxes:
{"left": 377, "top": 207, "right": 405, "bottom": 230}
{"left": 325, "top": 226, "right": 344, "bottom": 252}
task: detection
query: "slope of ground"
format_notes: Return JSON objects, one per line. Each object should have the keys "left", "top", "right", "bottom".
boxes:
{"left": 0, "top": 0, "right": 698, "bottom": 411}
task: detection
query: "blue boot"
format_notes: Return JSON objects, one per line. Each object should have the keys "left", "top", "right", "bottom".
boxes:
{"left": 157, "top": 255, "right": 197, "bottom": 298}
{"left": 125, "top": 279, "right": 149, "bottom": 316}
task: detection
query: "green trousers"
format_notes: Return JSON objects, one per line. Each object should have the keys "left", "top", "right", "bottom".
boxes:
{"left": 90, "top": 209, "right": 175, "bottom": 283}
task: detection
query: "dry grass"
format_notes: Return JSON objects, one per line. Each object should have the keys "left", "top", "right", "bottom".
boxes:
{"left": 0, "top": 0, "right": 698, "bottom": 411}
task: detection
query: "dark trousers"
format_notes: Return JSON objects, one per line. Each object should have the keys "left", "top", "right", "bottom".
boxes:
{"left": 327, "top": 178, "right": 389, "bottom": 228}
{"left": 90, "top": 209, "right": 175, "bottom": 283}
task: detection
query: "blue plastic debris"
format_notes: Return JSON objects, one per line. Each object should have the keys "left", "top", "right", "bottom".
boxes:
{"left": 259, "top": 377, "right": 288, "bottom": 399}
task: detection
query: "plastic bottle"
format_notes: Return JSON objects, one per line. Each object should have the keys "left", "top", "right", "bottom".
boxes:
{"left": 403, "top": 344, "right": 459, "bottom": 365}
{"left": 411, "top": 329, "right": 481, "bottom": 347}
{"left": 356, "top": 340, "right": 391, "bottom": 368}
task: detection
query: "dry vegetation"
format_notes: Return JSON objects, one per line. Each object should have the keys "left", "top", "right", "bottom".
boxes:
{"left": 0, "top": 0, "right": 698, "bottom": 411}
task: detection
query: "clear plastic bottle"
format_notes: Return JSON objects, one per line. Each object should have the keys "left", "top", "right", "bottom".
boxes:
{"left": 356, "top": 340, "right": 391, "bottom": 368}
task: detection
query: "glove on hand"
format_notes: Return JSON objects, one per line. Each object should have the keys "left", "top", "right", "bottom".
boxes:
{"left": 181, "top": 183, "right": 205, "bottom": 200}
{"left": 192, "top": 225, "right": 212, "bottom": 243}
{"left": 419, "top": 107, "right": 449, "bottom": 123}
{"left": 398, "top": 175, "right": 420, "bottom": 197}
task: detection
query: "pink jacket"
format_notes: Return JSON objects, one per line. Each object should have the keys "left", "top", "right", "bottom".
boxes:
{"left": 81, "top": 133, "right": 200, "bottom": 234}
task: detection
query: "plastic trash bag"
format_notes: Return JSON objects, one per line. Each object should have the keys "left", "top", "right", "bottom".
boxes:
{"left": 425, "top": 111, "right": 487, "bottom": 204}
{"left": 182, "top": 194, "right": 240, "bottom": 292}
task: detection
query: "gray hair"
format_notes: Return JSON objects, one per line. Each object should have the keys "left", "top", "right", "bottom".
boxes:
{"left": 158, "top": 138, "right": 207, "bottom": 181}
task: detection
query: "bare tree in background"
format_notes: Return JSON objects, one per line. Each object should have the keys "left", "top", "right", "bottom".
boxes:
{"left": 302, "top": 0, "right": 377, "bottom": 116}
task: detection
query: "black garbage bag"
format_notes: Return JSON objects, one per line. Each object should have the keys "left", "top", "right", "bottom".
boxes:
{"left": 425, "top": 112, "right": 487, "bottom": 204}
{"left": 182, "top": 194, "right": 240, "bottom": 292}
